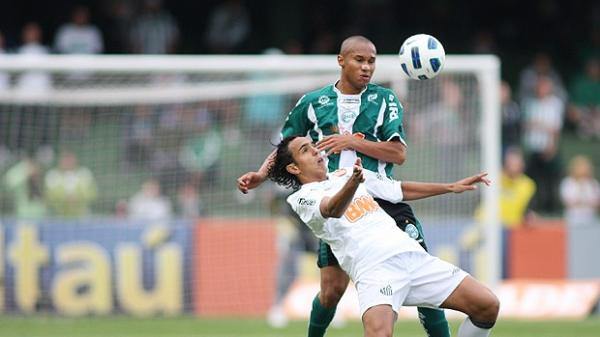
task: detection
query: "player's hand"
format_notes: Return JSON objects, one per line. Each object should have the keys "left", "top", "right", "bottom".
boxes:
{"left": 350, "top": 158, "right": 365, "bottom": 184}
{"left": 449, "top": 172, "right": 491, "bottom": 193}
{"left": 237, "top": 171, "right": 266, "bottom": 194}
{"left": 316, "top": 134, "right": 356, "bottom": 156}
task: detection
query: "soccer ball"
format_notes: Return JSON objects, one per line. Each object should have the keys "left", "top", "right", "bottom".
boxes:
{"left": 398, "top": 34, "right": 445, "bottom": 80}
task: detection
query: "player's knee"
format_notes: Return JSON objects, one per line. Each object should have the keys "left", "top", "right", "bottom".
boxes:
{"left": 319, "top": 282, "right": 346, "bottom": 307}
{"left": 320, "top": 268, "right": 349, "bottom": 307}
{"left": 471, "top": 292, "right": 500, "bottom": 324}
{"left": 363, "top": 317, "right": 393, "bottom": 337}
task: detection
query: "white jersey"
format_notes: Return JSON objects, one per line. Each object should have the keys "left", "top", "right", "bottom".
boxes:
{"left": 287, "top": 168, "right": 424, "bottom": 281}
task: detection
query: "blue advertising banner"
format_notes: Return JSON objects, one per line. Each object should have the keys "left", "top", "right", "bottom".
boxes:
{"left": 0, "top": 219, "right": 193, "bottom": 316}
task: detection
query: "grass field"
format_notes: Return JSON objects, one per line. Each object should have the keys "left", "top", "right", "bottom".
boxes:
{"left": 1, "top": 317, "right": 600, "bottom": 337}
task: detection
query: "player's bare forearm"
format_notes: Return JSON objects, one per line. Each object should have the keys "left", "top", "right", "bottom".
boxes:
{"left": 352, "top": 138, "right": 406, "bottom": 165}
{"left": 236, "top": 150, "right": 275, "bottom": 194}
{"left": 321, "top": 159, "right": 364, "bottom": 218}
{"left": 316, "top": 135, "right": 406, "bottom": 165}
{"left": 258, "top": 150, "right": 276, "bottom": 177}
{"left": 401, "top": 172, "right": 490, "bottom": 201}
{"left": 401, "top": 182, "right": 452, "bottom": 201}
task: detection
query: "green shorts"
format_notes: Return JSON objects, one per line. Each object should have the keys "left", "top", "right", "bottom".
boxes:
{"left": 317, "top": 200, "right": 428, "bottom": 268}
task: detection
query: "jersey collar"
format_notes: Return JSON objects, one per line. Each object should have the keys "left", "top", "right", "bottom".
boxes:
{"left": 332, "top": 81, "right": 369, "bottom": 96}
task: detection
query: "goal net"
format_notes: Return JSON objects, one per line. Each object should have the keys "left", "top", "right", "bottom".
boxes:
{"left": 0, "top": 54, "right": 500, "bottom": 317}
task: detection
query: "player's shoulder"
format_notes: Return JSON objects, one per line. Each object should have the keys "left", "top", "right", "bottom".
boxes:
{"left": 287, "top": 184, "right": 321, "bottom": 208}
{"left": 366, "top": 83, "right": 397, "bottom": 97}
{"left": 297, "top": 85, "right": 336, "bottom": 106}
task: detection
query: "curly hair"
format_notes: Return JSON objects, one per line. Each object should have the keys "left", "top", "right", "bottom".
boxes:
{"left": 267, "top": 136, "right": 302, "bottom": 190}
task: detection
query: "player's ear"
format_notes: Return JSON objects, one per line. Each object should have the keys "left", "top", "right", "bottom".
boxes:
{"left": 286, "top": 163, "right": 300, "bottom": 175}
{"left": 337, "top": 54, "right": 344, "bottom": 67}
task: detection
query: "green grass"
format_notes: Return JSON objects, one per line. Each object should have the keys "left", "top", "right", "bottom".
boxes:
{"left": 1, "top": 316, "right": 599, "bottom": 337}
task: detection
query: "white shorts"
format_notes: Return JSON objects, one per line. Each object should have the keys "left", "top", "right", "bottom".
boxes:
{"left": 355, "top": 251, "right": 468, "bottom": 317}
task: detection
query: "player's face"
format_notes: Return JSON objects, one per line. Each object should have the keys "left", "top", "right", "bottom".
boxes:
{"left": 286, "top": 137, "right": 327, "bottom": 183}
{"left": 339, "top": 42, "right": 376, "bottom": 89}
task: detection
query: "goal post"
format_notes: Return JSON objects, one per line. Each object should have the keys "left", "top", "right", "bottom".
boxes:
{"left": 0, "top": 54, "right": 501, "bottom": 316}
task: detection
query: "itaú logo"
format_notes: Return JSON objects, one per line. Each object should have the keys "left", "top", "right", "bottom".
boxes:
{"left": 344, "top": 195, "right": 380, "bottom": 222}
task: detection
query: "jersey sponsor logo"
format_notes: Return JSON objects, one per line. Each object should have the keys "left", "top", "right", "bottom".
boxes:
{"left": 368, "top": 93, "right": 378, "bottom": 102}
{"left": 379, "top": 284, "right": 393, "bottom": 296}
{"left": 340, "top": 97, "right": 360, "bottom": 104}
{"left": 340, "top": 108, "right": 357, "bottom": 123}
{"left": 318, "top": 95, "right": 330, "bottom": 105}
{"left": 333, "top": 168, "right": 347, "bottom": 177}
{"left": 298, "top": 197, "right": 316, "bottom": 206}
{"left": 344, "top": 195, "right": 380, "bottom": 222}
{"left": 388, "top": 101, "right": 399, "bottom": 121}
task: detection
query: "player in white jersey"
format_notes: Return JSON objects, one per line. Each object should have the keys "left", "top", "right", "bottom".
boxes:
{"left": 268, "top": 136, "right": 499, "bottom": 337}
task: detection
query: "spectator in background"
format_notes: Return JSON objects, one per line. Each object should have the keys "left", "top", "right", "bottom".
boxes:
{"left": 566, "top": 57, "right": 600, "bottom": 139}
{"left": 413, "top": 78, "right": 470, "bottom": 182}
{"left": 178, "top": 111, "right": 222, "bottom": 190}
{"left": 13, "top": 24, "right": 55, "bottom": 164}
{"left": 522, "top": 75, "right": 564, "bottom": 213}
{"left": 176, "top": 181, "right": 203, "bottom": 219}
{"left": 500, "top": 81, "right": 522, "bottom": 153}
{"left": 16, "top": 22, "right": 51, "bottom": 93}
{"left": 129, "top": 178, "right": 172, "bottom": 223}
{"left": 498, "top": 148, "right": 537, "bottom": 229}
{"left": 130, "top": 0, "right": 179, "bottom": 54}
{"left": 560, "top": 155, "right": 600, "bottom": 227}
{"left": 103, "top": 0, "right": 135, "bottom": 53}
{"left": 469, "top": 147, "right": 536, "bottom": 278}
{"left": 45, "top": 151, "right": 97, "bottom": 218}
{"left": 3, "top": 156, "right": 48, "bottom": 221}
{"left": 518, "top": 52, "right": 567, "bottom": 104}
{"left": 54, "top": 5, "right": 103, "bottom": 54}
{"left": 125, "top": 105, "right": 156, "bottom": 168}
{"left": 204, "top": 0, "right": 250, "bottom": 53}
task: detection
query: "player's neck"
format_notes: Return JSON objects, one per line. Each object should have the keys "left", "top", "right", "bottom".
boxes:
{"left": 335, "top": 79, "right": 366, "bottom": 95}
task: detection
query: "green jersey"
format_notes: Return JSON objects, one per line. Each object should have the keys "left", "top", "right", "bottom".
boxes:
{"left": 281, "top": 83, "right": 406, "bottom": 177}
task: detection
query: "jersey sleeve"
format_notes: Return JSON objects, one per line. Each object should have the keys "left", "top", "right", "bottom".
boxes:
{"left": 286, "top": 186, "right": 327, "bottom": 234}
{"left": 362, "top": 170, "right": 404, "bottom": 203}
{"left": 280, "top": 95, "right": 312, "bottom": 139}
{"left": 380, "top": 90, "right": 407, "bottom": 146}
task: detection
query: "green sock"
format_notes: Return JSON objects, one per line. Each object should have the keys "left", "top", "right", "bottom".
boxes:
{"left": 307, "top": 294, "right": 337, "bottom": 337}
{"left": 418, "top": 307, "right": 451, "bottom": 337}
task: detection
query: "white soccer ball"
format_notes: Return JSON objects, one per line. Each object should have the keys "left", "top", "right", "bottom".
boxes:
{"left": 398, "top": 34, "right": 445, "bottom": 80}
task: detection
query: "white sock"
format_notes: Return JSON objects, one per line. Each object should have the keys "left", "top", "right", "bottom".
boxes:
{"left": 457, "top": 317, "right": 491, "bottom": 337}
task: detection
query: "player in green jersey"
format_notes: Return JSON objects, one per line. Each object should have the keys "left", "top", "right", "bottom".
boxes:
{"left": 238, "top": 35, "right": 452, "bottom": 337}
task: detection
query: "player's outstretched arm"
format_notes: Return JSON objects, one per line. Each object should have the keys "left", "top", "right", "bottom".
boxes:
{"left": 402, "top": 172, "right": 490, "bottom": 201}
{"left": 320, "top": 158, "right": 365, "bottom": 218}
{"left": 237, "top": 150, "right": 276, "bottom": 194}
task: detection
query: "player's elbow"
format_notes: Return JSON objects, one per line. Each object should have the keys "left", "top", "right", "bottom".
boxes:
{"left": 325, "top": 209, "right": 345, "bottom": 218}
{"left": 391, "top": 145, "right": 406, "bottom": 165}
{"left": 393, "top": 154, "right": 406, "bottom": 165}
{"left": 321, "top": 205, "right": 345, "bottom": 219}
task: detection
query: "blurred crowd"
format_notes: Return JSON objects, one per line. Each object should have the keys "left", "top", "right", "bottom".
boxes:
{"left": 0, "top": 0, "right": 598, "bottom": 227}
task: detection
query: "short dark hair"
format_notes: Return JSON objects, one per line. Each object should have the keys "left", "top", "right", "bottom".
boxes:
{"left": 267, "top": 136, "right": 302, "bottom": 190}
